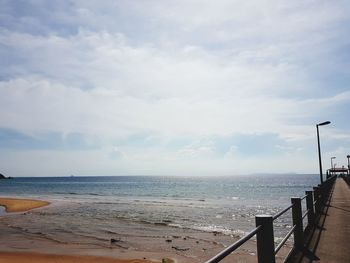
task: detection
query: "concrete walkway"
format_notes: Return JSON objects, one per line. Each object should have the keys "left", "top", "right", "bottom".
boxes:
{"left": 315, "top": 178, "right": 350, "bottom": 262}
{"left": 288, "top": 178, "right": 350, "bottom": 263}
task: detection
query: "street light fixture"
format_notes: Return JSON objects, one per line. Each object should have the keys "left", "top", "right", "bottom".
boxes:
{"left": 316, "top": 121, "right": 331, "bottom": 184}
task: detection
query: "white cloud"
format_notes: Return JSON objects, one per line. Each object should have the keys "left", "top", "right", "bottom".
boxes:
{"left": 224, "top": 145, "right": 240, "bottom": 159}
{"left": 109, "top": 146, "right": 125, "bottom": 160}
{"left": 2, "top": 74, "right": 348, "bottom": 141}
{"left": 0, "top": 0, "right": 349, "bottom": 175}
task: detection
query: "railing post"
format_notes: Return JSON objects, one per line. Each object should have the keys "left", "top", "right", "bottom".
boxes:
{"left": 318, "top": 183, "right": 324, "bottom": 202}
{"left": 313, "top": 186, "right": 319, "bottom": 214}
{"left": 305, "top": 191, "right": 314, "bottom": 225}
{"left": 255, "top": 215, "right": 275, "bottom": 263}
{"left": 291, "top": 197, "right": 303, "bottom": 249}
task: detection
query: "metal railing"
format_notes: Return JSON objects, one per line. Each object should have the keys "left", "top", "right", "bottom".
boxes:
{"left": 204, "top": 226, "right": 262, "bottom": 263}
{"left": 205, "top": 175, "right": 337, "bottom": 263}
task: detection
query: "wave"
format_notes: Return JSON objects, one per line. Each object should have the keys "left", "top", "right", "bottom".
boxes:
{"left": 191, "top": 225, "right": 245, "bottom": 237}
{"left": 110, "top": 214, "right": 248, "bottom": 238}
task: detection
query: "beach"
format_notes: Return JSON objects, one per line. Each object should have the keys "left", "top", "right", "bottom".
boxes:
{"left": 0, "top": 252, "right": 157, "bottom": 263}
{"left": 0, "top": 197, "right": 50, "bottom": 212}
{"left": 0, "top": 175, "right": 310, "bottom": 262}
{"left": 0, "top": 197, "right": 162, "bottom": 263}
{"left": 0, "top": 196, "right": 273, "bottom": 263}
{"left": 0, "top": 199, "right": 259, "bottom": 263}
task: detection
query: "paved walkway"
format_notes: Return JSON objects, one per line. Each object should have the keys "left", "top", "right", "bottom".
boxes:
{"left": 288, "top": 178, "right": 350, "bottom": 263}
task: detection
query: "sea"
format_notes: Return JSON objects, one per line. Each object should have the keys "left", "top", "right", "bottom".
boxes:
{"left": 0, "top": 174, "right": 318, "bottom": 245}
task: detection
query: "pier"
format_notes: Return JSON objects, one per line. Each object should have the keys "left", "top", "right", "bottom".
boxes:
{"left": 205, "top": 175, "right": 350, "bottom": 263}
{"left": 287, "top": 176, "right": 350, "bottom": 263}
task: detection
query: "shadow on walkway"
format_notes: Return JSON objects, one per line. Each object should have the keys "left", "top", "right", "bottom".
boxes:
{"left": 286, "top": 182, "right": 335, "bottom": 263}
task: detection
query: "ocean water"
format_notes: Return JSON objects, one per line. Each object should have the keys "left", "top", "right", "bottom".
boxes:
{"left": 0, "top": 174, "right": 319, "bottom": 245}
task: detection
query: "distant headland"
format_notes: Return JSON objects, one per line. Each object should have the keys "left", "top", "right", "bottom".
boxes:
{"left": 0, "top": 173, "right": 12, "bottom": 179}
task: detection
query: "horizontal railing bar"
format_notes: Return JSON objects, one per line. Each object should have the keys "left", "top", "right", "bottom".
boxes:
{"left": 302, "top": 209, "right": 309, "bottom": 219}
{"left": 274, "top": 225, "right": 296, "bottom": 255}
{"left": 300, "top": 194, "right": 307, "bottom": 200}
{"left": 273, "top": 204, "right": 294, "bottom": 220}
{"left": 205, "top": 225, "right": 262, "bottom": 263}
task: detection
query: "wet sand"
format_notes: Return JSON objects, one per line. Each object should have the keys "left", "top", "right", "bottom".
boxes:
{"left": 0, "top": 252, "right": 157, "bottom": 263}
{"left": 0, "top": 197, "right": 50, "bottom": 212}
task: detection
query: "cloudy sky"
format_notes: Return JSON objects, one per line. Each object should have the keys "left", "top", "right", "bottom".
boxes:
{"left": 0, "top": 0, "right": 349, "bottom": 177}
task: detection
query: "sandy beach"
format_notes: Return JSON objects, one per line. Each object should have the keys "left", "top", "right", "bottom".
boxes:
{"left": 0, "top": 197, "right": 50, "bottom": 212}
{"left": 0, "top": 197, "right": 161, "bottom": 263}
{"left": 0, "top": 196, "right": 291, "bottom": 263}
{"left": 0, "top": 252, "right": 158, "bottom": 263}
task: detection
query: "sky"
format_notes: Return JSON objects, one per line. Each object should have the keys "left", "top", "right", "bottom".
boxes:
{"left": 0, "top": 0, "right": 349, "bottom": 177}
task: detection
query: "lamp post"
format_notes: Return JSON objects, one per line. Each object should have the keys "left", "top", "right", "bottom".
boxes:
{"left": 330, "top": 157, "right": 336, "bottom": 178}
{"left": 316, "top": 121, "right": 331, "bottom": 184}
{"left": 347, "top": 155, "right": 350, "bottom": 176}
{"left": 331, "top": 157, "right": 336, "bottom": 169}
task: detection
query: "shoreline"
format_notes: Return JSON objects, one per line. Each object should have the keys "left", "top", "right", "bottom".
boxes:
{"left": 0, "top": 197, "right": 171, "bottom": 263}
{"left": 0, "top": 197, "right": 50, "bottom": 212}
{"left": 0, "top": 196, "right": 291, "bottom": 262}
{"left": 0, "top": 251, "right": 159, "bottom": 263}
